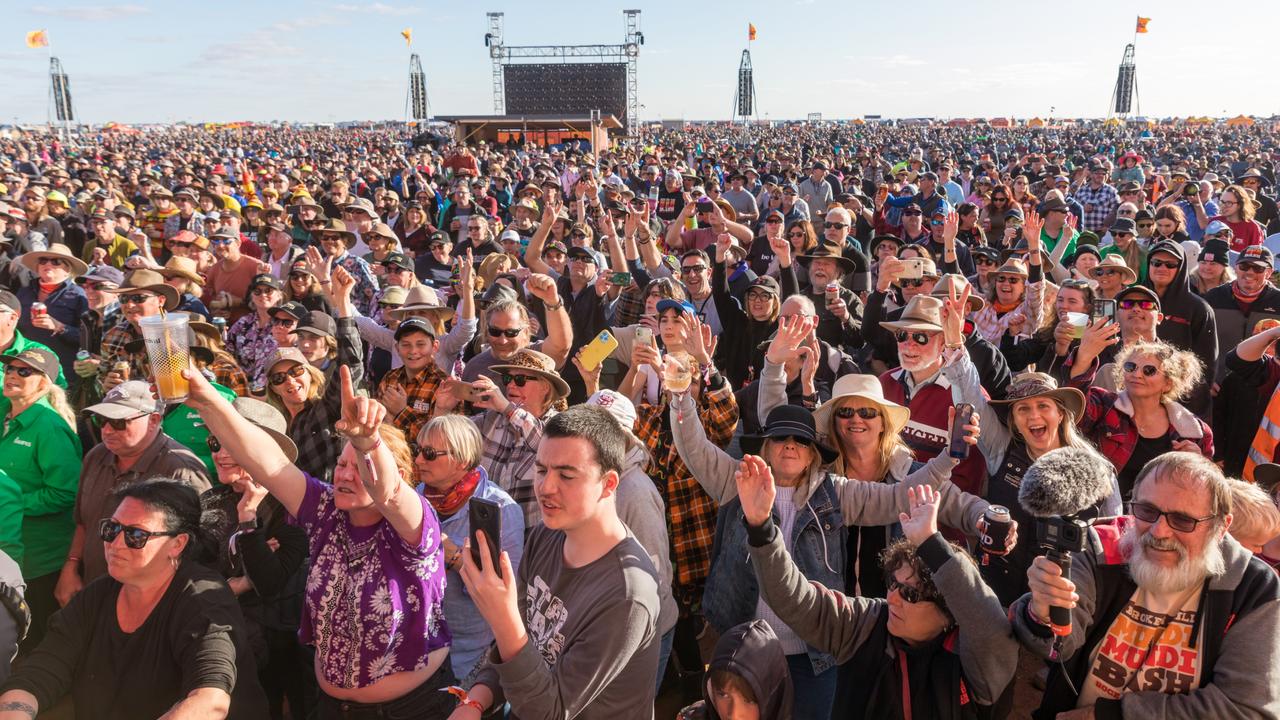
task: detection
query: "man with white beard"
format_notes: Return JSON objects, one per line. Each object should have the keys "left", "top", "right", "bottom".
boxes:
{"left": 1015, "top": 452, "right": 1280, "bottom": 718}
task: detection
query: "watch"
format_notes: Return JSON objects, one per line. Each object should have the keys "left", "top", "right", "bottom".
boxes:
{"left": 237, "top": 520, "right": 258, "bottom": 534}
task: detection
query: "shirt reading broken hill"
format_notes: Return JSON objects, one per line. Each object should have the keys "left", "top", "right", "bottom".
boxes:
{"left": 475, "top": 524, "right": 660, "bottom": 719}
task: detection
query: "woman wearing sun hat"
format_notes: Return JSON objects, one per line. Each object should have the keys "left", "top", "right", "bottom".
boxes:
{"left": 158, "top": 255, "right": 212, "bottom": 321}
{"left": 938, "top": 284, "right": 1121, "bottom": 605}
{"left": 1089, "top": 253, "right": 1138, "bottom": 300}
{"left": 14, "top": 243, "right": 89, "bottom": 380}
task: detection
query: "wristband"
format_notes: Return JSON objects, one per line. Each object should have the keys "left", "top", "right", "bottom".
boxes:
{"left": 444, "top": 686, "right": 484, "bottom": 713}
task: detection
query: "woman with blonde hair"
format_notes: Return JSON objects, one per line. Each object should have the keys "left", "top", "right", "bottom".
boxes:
{"left": 1211, "top": 184, "right": 1265, "bottom": 250}
{"left": 1225, "top": 477, "right": 1280, "bottom": 560}
{"left": 284, "top": 260, "right": 334, "bottom": 315}
{"left": 0, "top": 347, "right": 83, "bottom": 653}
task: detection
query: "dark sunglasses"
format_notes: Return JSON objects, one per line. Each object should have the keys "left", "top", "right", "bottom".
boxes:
{"left": 252, "top": 287, "right": 278, "bottom": 296}
{"left": 91, "top": 413, "right": 146, "bottom": 430}
{"left": 768, "top": 434, "right": 814, "bottom": 447}
{"left": 898, "top": 278, "right": 927, "bottom": 289}
{"left": 119, "top": 293, "right": 156, "bottom": 306}
{"left": 269, "top": 364, "right": 308, "bottom": 386}
{"left": 681, "top": 265, "right": 708, "bottom": 274}
{"left": 1122, "top": 361, "right": 1159, "bottom": 377}
{"left": 787, "top": 232, "right": 806, "bottom": 239}
{"left": 1238, "top": 263, "right": 1271, "bottom": 275}
{"left": 1149, "top": 259, "right": 1181, "bottom": 270}
{"left": 569, "top": 232, "right": 587, "bottom": 240}
{"left": 995, "top": 275, "right": 1024, "bottom": 285}
{"left": 487, "top": 326, "right": 524, "bottom": 338}
{"left": 834, "top": 406, "right": 880, "bottom": 420}
{"left": 1130, "top": 501, "right": 1217, "bottom": 533}
{"left": 501, "top": 373, "right": 539, "bottom": 387}
{"left": 206, "top": 435, "right": 222, "bottom": 453}
{"left": 765, "top": 218, "right": 783, "bottom": 224}
{"left": 886, "top": 577, "right": 934, "bottom": 604}
{"left": 1119, "top": 299, "right": 1158, "bottom": 311}
{"left": 824, "top": 222, "right": 848, "bottom": 230}
{"left": 271, "top": 317, "right": 298, "bottom": 328}
{"left": 99, "top": 518, "right": 179, "bottom": 550}
{"left": 975, "top": 257, "right": 997, "bottom": 266}
{"left": 37, "top": 257, "right": 66, "bottom": 267}
{"left": 410, "top": 443, "right": 448, "bottom": 461}
{"left": 894, "top": 330, "right": 932, "bottom": 345}
{"left": 902, "top": 210, "right": 923, "bottom": 216}
{"left": 8, "top": 366, "right": 40, "bottom": 378}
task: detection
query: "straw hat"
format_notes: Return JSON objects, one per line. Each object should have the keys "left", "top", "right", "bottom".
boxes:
{"left": 387, "top": 285, "right": 454, "bottom": 323}
{"left": 17, "top": 243, "right": 88, "bottom": 277}
{"left": 157, "top": 256, "right": 204, "bottom": 288}
{"left": 489, "top": 349, "right": 570, "bottom": 400}
{"left": 105, "top": 269, "right": 180, "bottom": 310}
{"left": 1090, "top": 255, "right": 1138, "bottom": 284}
{"left": 991, "top": 257, "right": 1029, "bottom": 278}
{"left": 812, "top": 374, "right": 911, "bottom": 435}
{"left": 879, "top": 295, "right": 944, "bottom": 333}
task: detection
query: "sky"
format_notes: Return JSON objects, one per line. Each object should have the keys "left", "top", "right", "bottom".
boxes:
{"left": 2, "top": 0, "right": 1277, "bottom": 125}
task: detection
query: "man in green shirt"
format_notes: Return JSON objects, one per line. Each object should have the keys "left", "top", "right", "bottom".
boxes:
{"left": 1037, "top": 194, "right": 1079, "bottom": 260}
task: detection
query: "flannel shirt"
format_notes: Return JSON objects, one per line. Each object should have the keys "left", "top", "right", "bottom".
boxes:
{"left": 287, "top": 316, "right": 364, "bottom": 483}
{"left": 1074, "top": 182, "right": 1120, "bottom": 233}
{"left": 98, "top": 319, "right": 144, "bottom": 383}
{"left": 227, "top": 314, "right": 277, "bottom": 390}
{"left": 475, "top": 406, "right": 551, "bottom": 533}
{"left": 333, "top": 252, "right": 380, "bottom": 317}
{"left": 377, "top": 363, "right": 451, "bottom": 443}
{"left": 209, "top": 353, "right": 249, "bottom": 397}
{"left": 971, "top": 278, "right": 1046, "bottom": 344}
{"left": 162, "top": 212, "right": 205, "bottom": 240}
{"left": 612, "top": 284, "right": 647, "bottom": 329}
{"left": 634, "top": 380, "right": 738, "bottom": 590}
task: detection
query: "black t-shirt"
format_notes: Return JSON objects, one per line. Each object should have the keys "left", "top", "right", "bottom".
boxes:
{"left": 1119, "top": 431, "right": 1172, "bottom": 499}
{"left": 415, "top": 254, "right": 454, "bottom": 289}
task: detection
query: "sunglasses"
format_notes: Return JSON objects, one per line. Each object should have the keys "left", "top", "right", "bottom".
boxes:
{"left": 1130, "top": 501, "right": 1217, "bottom": 533}
{"left": 410, "top": 443, "right": 448, "bottom": 461}
{"left": 995, "top": 275, "right": 1024, "bottom": 285}
{"left": 119, "top": 293, "right": 156, "bottom": 306}
{"left": 252, "top": 287, "right": 278, "bottom": 296}
{"left": 681, "top": 265, "right": 708, "bottom": 274}
{"left": 210, "top": 237, "right": 235, "bottom": 246}
{"left": 834, "top": 406, "right": 880, "bottom": 420}
{"left": 1238, "top": 263, "right": 1271, "bottom": 275}
{"left": 288, "top": 273, "right": 311, "bottom": 281}
{"left": 1119, "top": 299, "right": 1158, "bottom": 311}
{"left": 886, "top": 577, "right": 934, "bottom": 604}
{"left": 1149, "top": 259, "right": 1181, "bottom": 270}
{"left": 1122, "top": 361, "right": 1160, "bottom": 377}
{"left": 569, "top": 232, "right": 587, "bottom": 240}
{"left": 488, "top": 326, "right": 524, "bottom": 338}
{"left": 37, "top": 257, "right": 66, "bottom": 267}
{"left": 902, "top": 210, "right": 923, "bottom": 217}
{"left": 206, "top": 435, "right": 222, "bottom": 453}
{"left": 91, "top": 412, "right": 146, "bottom": 430}
{"left": 271, "top": 317, "right": 298, "bottom": 328}
{"left": 787, "top": 232, "right": 806, "bottom": 239}
{"left": 898, "top": 278, "right": 927, "bottom": 289}
{"left": 765, "top": 218, "right": 783, "bottom": 224}
{"left": 895, "top": 330, "right": 933, "bottom": 345}
{"left": 824, "top": 222, "right": 848, "bottom": 230}
{"left": 269, "top": 364, "right": 308, "bottom": 386}
{"left": 975, "top": 257, "right": 997, "bottom": 266}
{"left": 501, "top": 373, "right": 540, "bottom": 387}
{"left": 768, "top": 434, "right": 814, "bottom": 447}
{"left": 99, "top": 518, "right": 180, "bottom": 550}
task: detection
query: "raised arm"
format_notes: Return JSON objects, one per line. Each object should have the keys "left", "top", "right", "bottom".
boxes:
{"left": 523, "top": 199, "right": 558, "bottom": 276}
{"left": 525, "top": 274, "right": 571, "bottom": 368}
{"left": 669, "top": 390, "right": 743, "bottom": 504}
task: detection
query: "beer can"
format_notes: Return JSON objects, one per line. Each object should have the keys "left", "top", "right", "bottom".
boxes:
{"left": 980, "top": 505, "right": 1013, "bottom": 557}
{"left": 30, "top": 302, "right": 46, "bottom": 319}
{"left": 76, "top": 350, "right": 91, "bottom": 362}
{"left": 825, "top": 282, "right": 840, "bottom": 305}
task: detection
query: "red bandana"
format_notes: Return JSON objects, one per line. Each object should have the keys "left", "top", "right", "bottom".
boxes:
{"left": 423, "top": 467, "right": 481, "bottom": 517}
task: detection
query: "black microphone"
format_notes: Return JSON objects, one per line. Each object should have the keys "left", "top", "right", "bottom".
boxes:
{"left": 1018, "top": 447, "right": 1116, "bottom": 637}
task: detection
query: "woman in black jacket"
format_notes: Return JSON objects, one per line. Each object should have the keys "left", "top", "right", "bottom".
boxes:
{"left": 203, "top": 397, "right": 313, "bottom": 720}
{"left": 1140, "top": 239, "right": 1218, "bottom": 416}
{"left": 713, "top": 233, "right": 793, "bottom": 389}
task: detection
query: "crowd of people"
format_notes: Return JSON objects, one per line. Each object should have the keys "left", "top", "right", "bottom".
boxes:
{"left": 0, "top": 117, "right": 1278, "bottom": 719}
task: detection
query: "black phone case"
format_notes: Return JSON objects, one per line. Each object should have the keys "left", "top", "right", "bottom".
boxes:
{"left": 469, "top": 497, "right": 503, "bottom": 577}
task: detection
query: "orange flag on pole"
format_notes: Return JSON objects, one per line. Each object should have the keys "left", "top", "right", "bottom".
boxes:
{"left": 1135, "top": 17, "right": 1150, "bottom": 33}
{"left": 25, "top": 30, "right": 49, "bottom": 49}
{"left": 401, "top": 28, "right": 412, "bottom": 47}
{"left": 748, "top": 23, "right": 757, "bottom": 42}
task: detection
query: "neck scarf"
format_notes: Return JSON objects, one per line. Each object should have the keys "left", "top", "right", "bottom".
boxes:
{"left": 423, "top": 467, "right": 481, "bottom": 517}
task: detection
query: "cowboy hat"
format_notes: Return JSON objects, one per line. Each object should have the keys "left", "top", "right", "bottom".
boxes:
{"left": 17, "top": 243, "right": 88, "bottom": 277}
{"left": 741, "top": 404, "right": 838, "bottom": 464}
{"left": 489, "top": 348, "right": 570, "bottom": 400}
{"left": 1234, "top": 168, "right": 1273, "bottom": 188}
{"left": 387, "top": 285, "right": 454, "bottom": 323}
{"left": 880, "top": 295, "right": 944, "bottom": 333}
{"left": 988, "top": 372, "right": 1085, "bottom": 424}
{"left": 797, "top": 240, "right": 857, "bottom": 273}
{"left": 812, "top": 374, "right": 911, "bottom": 436}
{"left": 930, "top": 274, "right": 986, "bottom": 313}
{"left": 157, "top": 256, "right": 204, "bottom": 287}
{"left": 315, "top": 218, "right": 357, "bottom": 249}
{"left": 104, "top": 268, "right": 180, "bottom": 310}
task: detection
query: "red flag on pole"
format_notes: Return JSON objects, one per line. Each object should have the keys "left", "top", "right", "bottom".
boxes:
{"left": 25, "top": 30, "right": 49, "bottom": 49}
{"left": 1135, "top": 17, "right": 1150, "bottom": 33}
{"left": 748, "top": 23, "right": 757, "bottom": 41}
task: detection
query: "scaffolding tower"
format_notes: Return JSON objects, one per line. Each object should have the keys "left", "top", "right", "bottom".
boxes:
{"left": 732, "top": 50, "right": 757, "bottom": 125}
{"left": 48, "top": 57, "right": 74, "bottom": 132}
{"left": 1109, "top": 44, "right": 1139, "bottom": 118}
{"left": 406, "top": 53, "right": 429, "bottom": 121}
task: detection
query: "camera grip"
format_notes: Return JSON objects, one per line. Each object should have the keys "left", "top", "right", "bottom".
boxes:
{"left": 1046, "top": 548, "right": 1073, "bottom": 637}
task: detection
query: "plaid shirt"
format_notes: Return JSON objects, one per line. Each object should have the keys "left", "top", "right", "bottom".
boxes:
{"left": 209, "top": 353, "right": 249, "bottom": 397}
{"left": 971, "top": 278, "right": 1046, "bottom": 344}
{"left": 612, "top": 284, "right": 647, "bottom": 328}
{"left": 287, "top": 317, "right": 364, "bottom": 483}
{"left": 377, "top": 363, "right": 451, "bottom": 443}
{"left": 634, "top": 381, "right": 739, "bottom": 590}
{"left": 99, "top": 319, "right": 144, "bottom": 383}
{"left": 475, "top": 406, "right": 550, "bottom": 532}
{"left": 1074, "top": 182, "right": 1120, "bottom": 233}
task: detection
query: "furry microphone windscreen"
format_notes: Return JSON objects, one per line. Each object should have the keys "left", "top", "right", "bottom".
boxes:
{"left": 1018, "top": 446, "right": 1116, "bottom": 518}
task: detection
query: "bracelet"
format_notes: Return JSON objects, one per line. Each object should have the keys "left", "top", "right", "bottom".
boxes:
{"left": 444, "top": 686, "right": 484, "bottom": 713}
{"left": 353, "top": 433, "right": 383, "bottom": 456}
{"left": 65, "top": 556, "right": 81, "bottom": 566}
{"left": 320, "top": 280, "right": 332, "bottom": 285}
{"left": 544, "top": 300, "right": 564, "bottom": 311}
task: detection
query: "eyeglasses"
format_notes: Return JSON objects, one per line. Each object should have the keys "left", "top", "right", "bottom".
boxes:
{"left": 569, "top": 232, "right": 587, "bottom": 240}
{"left": 1137, "top": 223, "right": 1155, "bottom": 230}
{"left": 899, "top": 278, "right": 927, "bottom": 288}
{"left": 487, "top": 326, "right": 525, "bottom": 338}
{"left": 1119, "top": 299, "right": 1158, "bottom": 311}
{"left": 834, "top": 406, "right": 880, "bottom": 420}
{"left": 271, "top": 317, "right": 298, "bottom": 328}
{"left": 824, "top": 222, "right": 848, "bottom": 230}
{"left": 1149, "top": 259, "right": 1181, "bottom": 270}
{"left": 269, "top": 364, "right": 308, "bottom": 386}
{"left": 99, "top": 518, "right": 180, "bottom": 550}
{"left": 1238, "top": 263, "right": 1271, "bottom": 275}
{"left": 91, "top": 413, "right": 146, "bottom": 430}
{"left": 501, "top": 373, "right": 539, "bottom": 387}
{"left": 975, "top": 257, "right": 997, "bottom": 266}
{"left": 886, "top": 577, "right": 934, "bottom": 604}
{"left": 119, "top": 293, "right": 156, "bottom": 306}
{"left": 1130, "top": 501, "right": 1217, "bottom": 533}
{"left": 681, "top": 265, "right": 708, "bottom": 274}
{"left": 765, "top": 218, "right": 783, "bottom": 224}
{"left": 1122, "top": 361, "right": 1160, "bottom": 377}
{"left": 206, "top": 435, "right": 222, "bottom": 453}
{"left": 787, "top": 232, "right": 806, "bottom": 239}
{"left": 1220, "top": 199, "right": 1239, "bottom": 207}
{"left": 746, "top": 290, "right": 773, "bottom": 302}
{"left": 768, "top": 434, "right": 814, "bottom": 447}
{"left": 991, "top": 196, "right": 1008, "bottom": 202}
{"left": 895, "top": 330, "right": 933, "bottom": 346}
{"left": 410, "top": 443, "right": 448, "bottom": 461}
{"left": 210, "top": 237, "right": 235, "bottom": 246}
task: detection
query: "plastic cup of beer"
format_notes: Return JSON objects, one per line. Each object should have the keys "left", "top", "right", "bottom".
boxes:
{"left": 662, "top": 352, "right": 693, "bottom": 393}
{"left": 139, "top": 313, "right": 191, "bottom": 403}
{"left": 1065, "top": 312, "right": 1090, "bottom": 339}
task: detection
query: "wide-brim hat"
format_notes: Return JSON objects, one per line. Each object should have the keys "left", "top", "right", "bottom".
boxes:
{"left": 798, "top": 241, "right": 857, "bottom": 273}
{"left": 232, "top": 397, "right": 298, "bottom": 462}
{"left": 741, "top": 404, "right": 837, "bottom": 464}
{"left": 1234, "top": 168, "right": 1272, "bottom": 187}
{"left": 812, "top": 374, "right": 911, "bottom": 437}
{"left": 1090, "top": 255, "right": 1138, "bottom": 284}
{"left": 992, "top": 257, "right": 1029, "bottom": 277}
{"left": 157, "top": 256, "right": 203, "bottom": 286}
{"left": 105, "top": 269, "right": 180, "bottom": 310}
{"left": 17, "top": 243, "right": 89, "bottom": 277}
{"left": 489, "top": 349, "right": 570, "bottom": 400}
{"left": 388, "top": 285, "right": 454, "bottom": 322}
{"left": 316, "top": 218, "right": 357, "bottom": 248}
{"left": 880, "top": 295, "right": 944, "bottom": 333}
{"left": 930, "top": 274, "right": 986, "bottom": 313}
{"left": 988, "top": 372, "right": 1085, "bottom": 423}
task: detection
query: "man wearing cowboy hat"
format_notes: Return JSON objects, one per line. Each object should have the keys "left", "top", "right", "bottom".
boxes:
{"left": 878, "top": 295, "right": 988, "bottom": 496}
{"left": 14, "top": 244, "right": 89, "bottom": 381}
{"left": 1235, "top": 168, "right": 1278, "bottom": 230}
{"left": 162, "top": 188, "right": 205, "bottom": 242}
{"left": 98, "top": 269, "right": 180, "bottom": 392}
{"left": 312, "top": 218, "right": 378, "bottom": 317}
{"left": 796, "top": 236, "right": 865, "bottom": 354}
{"left": 863, "top": 255, "right": 941, "bottom": 370}
{"left": 1091, "top": 254, "right": 1139, "bottom": 300}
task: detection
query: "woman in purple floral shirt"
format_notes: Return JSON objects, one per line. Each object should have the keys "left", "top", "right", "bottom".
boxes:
{"left": 228, "top": 273, "right": 282, "bottom": 393}
{"left": 185, "top": 363, "right": 455, "bottom": 719}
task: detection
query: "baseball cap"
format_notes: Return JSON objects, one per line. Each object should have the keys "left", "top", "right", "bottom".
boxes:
{"left": 270, "top": 301, "right": 307, "bottom": 321}
{"left": 77, "top": 265, "right": 125, "bottom": 287}
{"left": 83, "top": 381, "right": 162, "bottom": 419}
{"left": 1237, "top": 246, "right": 1274, "bottom": 268}
{"left": 0, "top": 347, "right": 60, "bottom": 380}
{"left": 656, "top": 298, "right": 697, "bottom": 316}
{"left": 394, "top": 317, "right": 437, "bottom": 340}
{"left": 295, "top": 311, "right": 336, "bottom": 338}
{"left": 586, "top": 390, "right": 638, "bottom": 432}
{"left": 0, "top": 290, "right": 21, "bottom": 313}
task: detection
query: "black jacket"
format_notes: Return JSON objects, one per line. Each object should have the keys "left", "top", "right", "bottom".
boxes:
{"left": 1141, "top": 240, "right": 1218, "bottom": 416}
{"left": 681, "top": 620, "right": 794, "bottom": 720}
{"left": 1203, "top": 281, "right": 1280, "bottom": 382}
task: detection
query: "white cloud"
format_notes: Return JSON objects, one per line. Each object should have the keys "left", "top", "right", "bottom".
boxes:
{"left": 30, "top": 4, "right": 148, "bottom": 21}
{"left": 332, "top": 3, "right": 420, "bottom": 16}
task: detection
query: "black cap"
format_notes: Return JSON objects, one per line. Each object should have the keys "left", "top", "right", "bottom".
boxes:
{"left": 394, "top": 317, "right": 437, "bottom": 340}
{"left": 270, "top": 301, "right": 307, "bottom": 320}
{"left": 1109, "top": 218, "right": 1137, "bottom": 235}
{"left": 0, "top": 347, "right": 60, "bottom": 379}
{"left": 427, "top": 231, "right": 450, "bottom": 247}
{"left": 250, "top": 273, "right": 283, "bottom": 291}
{"left": 1116, "top": 284, "right": 1161, "bottom": 309}
{"left": 295, "top": 310, "right": 335, "bottom": 338}
{"left": 746, "top": 276, "right": 781, "bottom": 296}
{"left": 0, "top": 290, "right": 18, "bottom": 313}
{"left": 382, "top": 252, "right": 413, "bottom": 271}
{"left": 566, "top": 246, "right": 596, "bottom": 262}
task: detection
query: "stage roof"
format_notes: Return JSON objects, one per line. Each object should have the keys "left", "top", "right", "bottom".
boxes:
{"left": 435, "top": 114, "right": 624, "bottom": 129}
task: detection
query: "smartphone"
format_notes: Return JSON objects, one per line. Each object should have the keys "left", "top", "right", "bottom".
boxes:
{"left": 949, "top": 403, "right": 975, "bottom": 459}
{"left": 1091, "top": 298, "right": 1117, "bottom": 323}
{"left": 899, "top": 257, "right": 926, "bottom": 280}
{"left": 609, "top": 271, "right": 632, "bottom": 287}
{"left": 444, "top": 377, "right": 478, "bottom": 402}
{"left": 578, "top": 330, "right": 619, "bottom": 372}
{"left": 468, "top": 497, "right": 503, "bottom": 577}
{"left": 634, "top": 326, "right": 654, "bottom": 348}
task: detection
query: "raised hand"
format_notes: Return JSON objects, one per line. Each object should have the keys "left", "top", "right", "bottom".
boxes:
{"left": 1023, "top": 209, "right": 1043, "bottom": 253}
{"left": 456, "top": 248, "right": 475, "bottom": 293}
{"left": 898, "top": 485, "right": 941, "bottom": 547}
{"left": 330, "top": 264, "right": 355, "bottom": 302}
{"left": 525, "top": 273, "right": 560, "bottom": 306}
{"left": 304, "top": 245, "right": 333, "bottom": 282}
{"left": 678, "top": 313, "right": 714, "bottom": 366}
{"left": 764, "top": 314, "right": 813, "bottom": 365}
{"left": 734, "top": 454, "right": 776, "bottom": 527}
{"left": 940, "top": 281, "right": 970, "bottom": 346}
{"left": 942, "top": 210, "right": 960, "bottom": 246}
{"left": 335, "top": 365, "right": 386, "bottom": 450}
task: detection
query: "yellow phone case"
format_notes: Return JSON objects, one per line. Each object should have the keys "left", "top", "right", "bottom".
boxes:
{"left": 578, "top": 330, "right": 619, "bottom": 371}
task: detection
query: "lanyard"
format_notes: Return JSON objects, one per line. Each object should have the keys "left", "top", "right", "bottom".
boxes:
{"left": 899, "top": 650, "right": 913, "bottom": 720}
